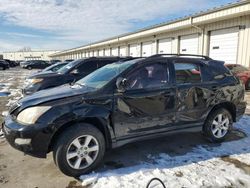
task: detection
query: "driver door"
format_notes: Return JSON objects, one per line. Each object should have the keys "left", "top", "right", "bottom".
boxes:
{"left": 113, "top": 61, "right": 176, "bottom": 139}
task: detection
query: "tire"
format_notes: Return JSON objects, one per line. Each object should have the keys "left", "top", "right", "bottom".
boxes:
{"left": 53, "top": 123, "right": 105, "bottom": 177}
{"left": 27, "top": 66, "right": 32, "bottom": 70}
{"left": 203, "top": 108, "right": 233, "bottom": 142}
{"left": 0, "top": 66, "right": 4, "bottom": 70}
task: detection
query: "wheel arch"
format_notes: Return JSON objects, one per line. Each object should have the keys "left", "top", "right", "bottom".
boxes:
{"left": 207, "top": 102, "right": 236, "bottom": 122}
{"left": 48, "top": 117, "right": 113, "bottom": 153}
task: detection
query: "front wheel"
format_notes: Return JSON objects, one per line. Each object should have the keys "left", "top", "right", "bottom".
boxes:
{"left": 53, "top": 123, "right": 105, "bottom": 177}
{"left": 203, "top": 108, "right": 233, "bottom": 142}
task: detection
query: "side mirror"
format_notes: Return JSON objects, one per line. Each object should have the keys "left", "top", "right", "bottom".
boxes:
{"left": 116, "top": 77, "right": 127, "bottom": 92}
{"left": 71, "top": 69, "right": 79, "bottom": 75}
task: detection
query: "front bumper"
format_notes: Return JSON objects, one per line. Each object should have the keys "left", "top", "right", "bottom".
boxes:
{"left": 2, "top": 115, "right": 50, "bottom": 158}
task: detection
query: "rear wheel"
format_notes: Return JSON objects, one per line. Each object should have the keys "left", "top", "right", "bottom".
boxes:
{"left": 27, "top": 66, "right": 32, "bottom": 70}
{"left": 53, "top": 123, "right": 105, "bottom": 177}
{"left": 203, "top": 108, "right": 233, "bottom": 142}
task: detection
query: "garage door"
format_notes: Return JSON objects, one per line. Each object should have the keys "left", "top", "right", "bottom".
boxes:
{"left": 158, "top": 38, "right": 172, "bottom": 54}
{"left": 111, "top": 48, "right": 118, "bottom": 56}
{"left": 129, "top": 44, "right": 138, "bottom": 57}
{"left": 209, "top": 27, "right": 239, "bottom": 64}
{"left": 119, "top": 46, "right": 127, "bottom": 56}
{"left": 180, "top": 34, "right": 199, "bottom": 54}
{"left": 104, "top": 48, "right": 110, "bottom": 56}
{"left": 94, "top": 51, "right": 98, "bottom": 57}
{"left": 99, "top": 49, "right": 104, "bottom": 56}
{"left": 142, "top": 41, "right": 153, "bottom": 57}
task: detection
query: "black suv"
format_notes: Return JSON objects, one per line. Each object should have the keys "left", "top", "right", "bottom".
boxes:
{"left": 0, "top": 60, "right": 9, "bottom": 70}
{"left": 23, "top": 57, "right": 131, "bottom": 95}
{"left": 2, "top": 54, "right": 246, "bottom": 177}
{"left": 21, "top": 60, "right": 50, "bottom": 70}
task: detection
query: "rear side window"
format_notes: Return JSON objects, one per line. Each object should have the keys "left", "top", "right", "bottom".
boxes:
{"left": 174, "top": 63, "right": 201, "bottom": 84}
{"left": 97, "top": 60, "right": 114, "bottom": 68}
{"left": 77, "top": 61, "right": 98, "bottom": 73}
{"left": 206, "top": 61, "right": 232, "bottom": 81}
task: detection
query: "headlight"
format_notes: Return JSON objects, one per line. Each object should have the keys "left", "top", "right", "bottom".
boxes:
{"left": 27, "top": 78, "right": 43, "bottom": 84}
{"left": 17, "top": 106, "right": 51, "bottom": 125}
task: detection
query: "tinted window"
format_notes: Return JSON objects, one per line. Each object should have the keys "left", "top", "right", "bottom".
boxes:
{"left": 97, "top": 60, "right": 115, "bottom": 68}
{"left": 77, "top": 61, "right": 98, "bottom": 73}
{"left": 174, "top": 63, "right": 201, "bottom": 84}
{"left": 207, "top": 61, "right": 232, "bottom": 81}
{"left": 126, "top": 63, "right": 168, "bottom": 90}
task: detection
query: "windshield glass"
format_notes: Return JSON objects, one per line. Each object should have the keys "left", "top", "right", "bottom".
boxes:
{"left": 57, "top": 60, "right": 82, "bottom": 74}
{"left": 76, "top": 59, "right": 141, "bottom": 89}
{"left": 227, "top": 65, "right": 249, "bottom": 72}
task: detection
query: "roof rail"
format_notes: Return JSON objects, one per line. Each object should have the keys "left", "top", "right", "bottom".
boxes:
{"left": 148, "top": 54, "right": 212, "bottom": 60}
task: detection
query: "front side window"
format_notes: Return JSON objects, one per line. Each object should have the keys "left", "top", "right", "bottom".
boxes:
{"left": 174, "top": 63, "right": 201, "bottom": 84}
{"left": 76, "top": 59, "right": 139, "bottom": 90}
{"left": 126, "top": 63, "right": 168, "bottom": 90}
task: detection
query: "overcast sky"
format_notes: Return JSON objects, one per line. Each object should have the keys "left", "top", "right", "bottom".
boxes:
{"left": 0, "top": 0, "right": 236, "bottom": 52}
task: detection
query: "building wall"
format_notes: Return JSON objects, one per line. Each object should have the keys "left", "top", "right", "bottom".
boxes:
{"left": 50, "top": 2, "right": 250, "bottom": 67}
{"left": 3, "top": 50, "right": 58, "bottom": 61}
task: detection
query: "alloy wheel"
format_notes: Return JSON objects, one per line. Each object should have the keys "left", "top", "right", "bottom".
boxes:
{"left": 66, "top": 135, "right": 99, "bottom": 170}
{"left": 211, "top": 113, "right": 230, "bottom": 138}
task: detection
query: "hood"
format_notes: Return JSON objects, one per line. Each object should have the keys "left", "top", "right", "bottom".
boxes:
{"left": 28, "top": 71, "right": 63, "bottom": 79}
{"left": 19, "top": 84, "right": 95, "bottom": 107}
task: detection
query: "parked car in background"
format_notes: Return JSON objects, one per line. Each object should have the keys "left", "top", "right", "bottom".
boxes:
{"left": 63, "top": 59, "right": 74, "bottom": 63}
{"left": 20, "top": 60, "right": 50, "bottom": 70}
{"left": 3, "top": 59, "right": 18, "bottom": 67}
{"left": 39, "top": 62, "right": 68, "bottom": 73}
{"left": 30, "top": 62, "right": 69, "bottom": 77}
{"left": 23, "top": 57, "right": 133, "bottom": 95}
{"left": 0, "top": 60, "right": 9, "bottom": 70}
{"left": 225, "top": 64, "right": 250, "bottom": 89}
{"left": 49, "top": 59, "right": 61, "bottom": 64}
{"left": 3, "top": 54, "right": 246, "bottom": 177}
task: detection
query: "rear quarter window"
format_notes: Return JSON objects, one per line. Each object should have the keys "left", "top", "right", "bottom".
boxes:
{"left": 203, "top": 61, "right": 232, "bottom": 81}
{"left": 174, "top": 63, "right": 201, "bottom": 84}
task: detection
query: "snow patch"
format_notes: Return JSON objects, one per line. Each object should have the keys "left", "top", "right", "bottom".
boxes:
{"left": 80, "top": 116, "right": 250, "bottom": 188}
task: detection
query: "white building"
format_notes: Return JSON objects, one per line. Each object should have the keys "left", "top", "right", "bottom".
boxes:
{"left": 3, "top": 50, "right": 59, "bottom": 61}
{"left": 50, "top": 1, "right": 250, "bottom": 67}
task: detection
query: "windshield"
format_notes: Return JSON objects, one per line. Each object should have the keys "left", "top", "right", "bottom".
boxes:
{"left": 57, "top": 59, "right": 83, "bottom": 74}
{"left": 76, "top": 59, "right": 141, "bottom": 89}
{"left": 227, "top": 65, "right": 249, "bottom": 72}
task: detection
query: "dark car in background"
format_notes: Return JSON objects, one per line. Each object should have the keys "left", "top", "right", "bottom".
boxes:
{"left": 64, "top": 59, "right": 74, "bottom": 63}
{"left": 30, "top": 62, "right": 69, "bottom": 77}
{"left": 226, "top": 64, "right": 250, "bottom": 89}
{"left": 20, "top": 60, "right": 50, "bottom": 70}
{"left": 49, "top": 59, "right": 61, "bottom": 64}
{"left": 3, "top": 54, "right": 246, "bottom": 177}
{"left": 39, "top": 62, "right": 68, "bottom": 72}
{"left": 23, "top": 57, "right": 132, "bottom": 95}
{"left": 0, "top": 60, "right": 9, "bottom": 70}
{"left": 3, "top": 59, "right": 18, "bottom": 67}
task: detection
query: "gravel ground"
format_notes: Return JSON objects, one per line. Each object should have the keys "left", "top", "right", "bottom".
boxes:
{"left": 0, "top": 67, "right": 250, "bottom": 188}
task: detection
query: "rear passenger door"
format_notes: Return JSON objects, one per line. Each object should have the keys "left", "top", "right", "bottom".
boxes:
{"left": 173, "top": 59, "right": 208, "bottom": 126}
